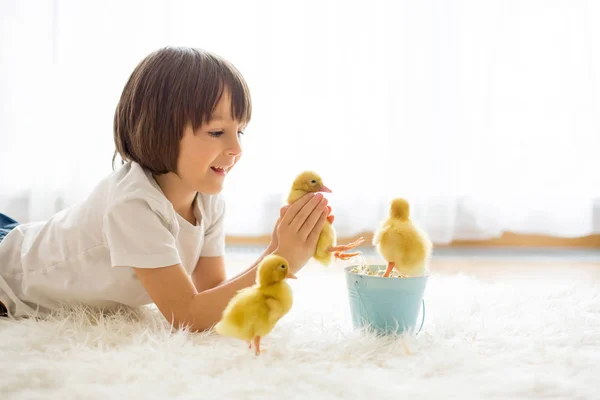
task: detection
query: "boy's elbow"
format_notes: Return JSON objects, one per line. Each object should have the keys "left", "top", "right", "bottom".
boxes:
{"left": 161, "top": 311, "right": 211, "bottom": 333}
{"left": 134, "top": 263, "right": 219, "bottom": 332}
{"left": 160, "top": 295, "right": 217, "bottom": 333}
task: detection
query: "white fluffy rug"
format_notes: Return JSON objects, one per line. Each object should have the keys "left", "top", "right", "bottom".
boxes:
{"left": 1, "top": 265, "right": 599, "bottom": 400}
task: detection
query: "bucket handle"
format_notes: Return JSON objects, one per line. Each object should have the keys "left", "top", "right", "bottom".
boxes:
{"left": 416, "top": 299, "right": 425, "bottom": 335}
{"left": 354, "top": 281, "right": 426, "bottom": 336}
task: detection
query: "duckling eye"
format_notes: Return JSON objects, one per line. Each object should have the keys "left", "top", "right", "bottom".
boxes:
{"left": 311, "top": 180, "right": 317, "bottom": 184}
{"left": 281, "top": 264, "right": 286, "bottom": 269}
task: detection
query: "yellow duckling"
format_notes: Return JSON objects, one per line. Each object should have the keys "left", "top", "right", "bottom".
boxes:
{"left": 373, "top": 198, "right": 432, "bottom": 278}
{"left": 287, "top": 171, "right": 364, "bottom": 266}
{"left": 214, "top": 254, "right": 296, "bottom": 356}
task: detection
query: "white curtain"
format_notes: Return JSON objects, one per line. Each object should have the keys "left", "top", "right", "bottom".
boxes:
{"left": 1, "top": 0, "right": 599, "bottom": 244}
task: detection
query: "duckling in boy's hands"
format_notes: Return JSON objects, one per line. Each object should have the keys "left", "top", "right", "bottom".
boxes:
{"left": 373, "top": 198, "right": 432, "bottom": 278}
{"left": 287, "top": 171, "right": 364, "bottom": 265}
{"left": 214, "top": 254, "right": 296, "bottom": 356}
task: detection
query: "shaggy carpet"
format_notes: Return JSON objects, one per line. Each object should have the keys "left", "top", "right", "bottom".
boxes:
{"left": 1, "top": 263, "right": 598, "bottom": 400}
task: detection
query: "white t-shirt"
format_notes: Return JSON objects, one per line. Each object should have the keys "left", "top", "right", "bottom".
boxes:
{"left": 0, "top": 161, "right": 226, "bottom": 318}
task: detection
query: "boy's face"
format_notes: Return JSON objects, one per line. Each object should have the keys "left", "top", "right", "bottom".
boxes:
{"left": 177, "top": 90, "right": 244, "bottom": 195}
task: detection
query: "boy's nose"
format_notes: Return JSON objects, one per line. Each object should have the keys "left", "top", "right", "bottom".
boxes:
{"left": 226, "top": 138, "right": 243, "bottom": 156}
{"left": 226, "top": 146, "right": 242, "bottom": 157}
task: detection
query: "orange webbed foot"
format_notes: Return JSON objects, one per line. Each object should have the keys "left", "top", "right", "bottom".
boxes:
{"left": 328, "top": 237, "right": 365, "bottom": 260}
{"left": 383, "top": 262, "right": 395, "bottom": 278}
{"left": 252, "top": 336, "right": 266, "bottom": 356}
{"left": 327, "top": 237, "right": 365, "bottom": 253}
{"left": 334, "top": 251, "right": 362, "bottom": 260}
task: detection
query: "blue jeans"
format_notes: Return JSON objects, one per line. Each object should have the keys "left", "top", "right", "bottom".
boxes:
{"left": 0, "top": 213, "right": 19, "bottom": 243}
{"left": 0, "top": 213, "right": 17, "bottom": 315}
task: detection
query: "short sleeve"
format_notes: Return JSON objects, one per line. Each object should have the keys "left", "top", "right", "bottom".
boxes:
{"left": 103, "top": 196, "right": 182, "bottom": 268}
{"left": 200, "top": 195, "right": 226, "bottom": 257}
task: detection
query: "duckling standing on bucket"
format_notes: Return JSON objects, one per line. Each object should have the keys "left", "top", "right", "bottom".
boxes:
{"left": 214, "top": 255, "right": 296, "bottom": 356}
{"left": 288, "top": 171, "right": 364, "bottom": 265}
{"left": 373, "top": 198, "right": 432, "bottom": 278}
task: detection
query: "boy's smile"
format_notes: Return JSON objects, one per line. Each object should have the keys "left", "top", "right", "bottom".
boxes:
{"left": 210, "top": 166, "right": 230, "bottom": 176}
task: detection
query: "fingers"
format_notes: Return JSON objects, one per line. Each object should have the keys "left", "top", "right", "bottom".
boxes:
{"left": 299, "top": 198, "right": 328, "bottom": 239}
{"left": 289, "top": 194, "right": 325, "bottom": 232}
{"left": 279, "top": 205, "right": 289, "bottom": 219}
{"left": 280, "top": 193, "right": 315, "bottom": 226}
{"left": 306, "top": 209, "right": 328, "bottom": 246}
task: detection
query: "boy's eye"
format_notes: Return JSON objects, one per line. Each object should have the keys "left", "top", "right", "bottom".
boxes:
{"left": 209, "top": 130, "right": 244, "bottom": 137}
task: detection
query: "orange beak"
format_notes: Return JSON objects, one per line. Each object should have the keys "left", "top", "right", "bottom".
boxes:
{"left": 319, "top": 185, "right": 332, "bottom": 193}
{"left": 286, "top": 272, "right": 298, "bottom": 279}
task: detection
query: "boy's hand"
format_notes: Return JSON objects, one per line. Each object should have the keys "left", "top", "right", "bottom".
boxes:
{"left": 271, "top": 193, "right": 330, "bottom": 274}
{"left": 268, "top": 202, "right": 334, "bottom": 253}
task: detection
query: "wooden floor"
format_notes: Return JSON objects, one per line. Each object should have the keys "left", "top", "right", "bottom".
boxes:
{"left": 225, "top": 232, "right": 600, "bottom": 283}
{"left": 224, "top": 247, "right": 600, "bottom": 284}
{"left": 429, "top": 259, "right": 600, "bottom": 283}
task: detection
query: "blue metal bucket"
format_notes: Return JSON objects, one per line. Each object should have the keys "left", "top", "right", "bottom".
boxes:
{"left": 344, "top": 265, "right": 428, "bottom": 335}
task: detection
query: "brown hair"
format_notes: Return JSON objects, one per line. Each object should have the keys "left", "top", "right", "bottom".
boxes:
{"left": 112, "top": 46, "right": 252, "bottom": 174}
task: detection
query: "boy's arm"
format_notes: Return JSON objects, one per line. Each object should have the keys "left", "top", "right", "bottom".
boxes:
{"left": 136, "top": 245, "right": 282, "bottom": 332}
{"left": 191, "top": 256, "right": 227, "bottom": 292}
{"left": 134, "top": 261, "right": 263, "bottom": 332}
{"left": 191, "top": 243, "right": 276, "bottom": 292}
